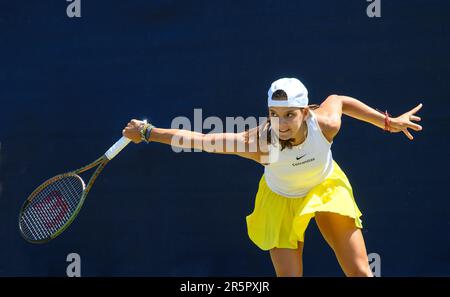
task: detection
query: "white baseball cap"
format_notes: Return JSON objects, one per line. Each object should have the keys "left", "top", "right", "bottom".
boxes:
{"left": 267, "top": 77, "right": 309, "bottom": 108}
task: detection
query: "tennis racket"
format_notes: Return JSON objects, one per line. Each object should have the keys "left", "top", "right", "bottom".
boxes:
{"left": 18, "top": 135, "right": 133, "bottom": 244}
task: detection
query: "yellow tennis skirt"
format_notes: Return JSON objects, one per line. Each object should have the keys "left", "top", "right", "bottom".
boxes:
{"left": 246, "top": 160, "right": 363, "bottom": 251}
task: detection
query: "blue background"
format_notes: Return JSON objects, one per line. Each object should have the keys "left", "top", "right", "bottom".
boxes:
{"left": 0, "top": 0, "right": 449, "bottom": 276}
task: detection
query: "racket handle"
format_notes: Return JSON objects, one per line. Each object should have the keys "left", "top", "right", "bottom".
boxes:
{"left": 105, "top": 136, "right": 132, "bottom": 160}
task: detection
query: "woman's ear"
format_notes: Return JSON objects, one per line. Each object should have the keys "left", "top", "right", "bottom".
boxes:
{"left": 302, "top": 107, "right": 310, "bottom": 118}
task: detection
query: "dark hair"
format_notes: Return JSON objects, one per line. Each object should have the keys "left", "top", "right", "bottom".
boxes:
{"left": 263, "top": 89, "right": 319, "bottom": 151}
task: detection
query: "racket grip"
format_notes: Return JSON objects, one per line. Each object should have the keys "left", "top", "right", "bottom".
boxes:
{"left": 105, "top": 136, "right": 132, "bottom": 160}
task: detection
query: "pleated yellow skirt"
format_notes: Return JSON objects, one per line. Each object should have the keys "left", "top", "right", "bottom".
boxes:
{"left": 246, "top": 160, "right": 363, "bottom": 250}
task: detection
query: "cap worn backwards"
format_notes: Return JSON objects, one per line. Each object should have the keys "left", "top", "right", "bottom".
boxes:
{"left": 267, "top": 78, "right": 309, "bottom": 108}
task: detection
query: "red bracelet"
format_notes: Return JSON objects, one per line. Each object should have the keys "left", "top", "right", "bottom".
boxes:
{"left": 376, "top": 109, "right": 392, "bottom": 132}
{"left": 384, "top": 110, "right": 391, "bottom": 132}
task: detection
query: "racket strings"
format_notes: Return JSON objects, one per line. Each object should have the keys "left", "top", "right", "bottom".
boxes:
{"left": 20, "top": 175, "right": 84, "bottom": 241}
{"left": 21, "top": 178, "right": 80, "bottom": 240}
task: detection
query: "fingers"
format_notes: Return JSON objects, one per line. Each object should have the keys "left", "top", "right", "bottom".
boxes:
{"left": 125, "top": 119, "right": 141, "bottom": 129}
{"left": 408, "top": 122, "right": 423, "bottom": 131}
{"left": 131, "top": 119, "right": 141, "bottom": 126}
{"left": 410, "top": 115, "right": 421, "bottom": 121}
{"left": 409, "top": 103, "right": 423, "bottom": 115}
{"left": 122, "top": 127, "right": 131, "bottom": 137}
{"left": 402, "top": 128, "right": 414, "bottom": 140}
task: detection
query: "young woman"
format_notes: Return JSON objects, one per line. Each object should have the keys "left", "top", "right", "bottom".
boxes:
{"left": 122, "top": 77, "right": 423, "bottom": 277}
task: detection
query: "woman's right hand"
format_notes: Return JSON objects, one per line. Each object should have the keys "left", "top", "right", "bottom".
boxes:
{"left": 389, "top": 104, "right": 423, "bottom": 140}
{"left": 122, "top": 119, "right": 146, "bottom": 143}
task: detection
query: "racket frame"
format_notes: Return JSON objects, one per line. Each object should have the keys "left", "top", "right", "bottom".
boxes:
{"left": 18, "top": 156, "right": 110, "bottom": 244}
{"left": 19, "top": 135, "right": 132, "bottom": 243}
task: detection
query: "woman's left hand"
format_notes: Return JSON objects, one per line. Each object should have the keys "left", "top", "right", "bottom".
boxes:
{"left": 389, "top": 103, "right": 423, "bottom": 140}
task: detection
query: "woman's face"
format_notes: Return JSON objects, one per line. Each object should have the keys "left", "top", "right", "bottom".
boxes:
{"left": 269, "top": 107, "right": 307, "bottom": 140}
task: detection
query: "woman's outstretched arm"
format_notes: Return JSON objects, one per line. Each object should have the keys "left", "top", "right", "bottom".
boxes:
{"left": 122, "top": 119, "right": 266, "bottom": 162}
{"left": 318, "top": 95, "right": 423, "bottom": 140}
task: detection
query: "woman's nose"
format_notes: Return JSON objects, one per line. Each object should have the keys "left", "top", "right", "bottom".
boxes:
{"left": 278, "top": 118, "right": 289, "bottom": 128}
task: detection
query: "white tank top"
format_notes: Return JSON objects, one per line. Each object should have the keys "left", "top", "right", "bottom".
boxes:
{"left": 264, "top": 110, "right": 334, "bottom": 198}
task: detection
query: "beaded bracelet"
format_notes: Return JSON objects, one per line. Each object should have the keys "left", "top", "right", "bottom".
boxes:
{"left": 140, "top": 122, "right": 154, "bottom": 143}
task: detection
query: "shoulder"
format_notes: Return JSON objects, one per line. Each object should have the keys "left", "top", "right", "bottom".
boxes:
{"left": 311, "top": 95, "right": 343, "bottom": 142}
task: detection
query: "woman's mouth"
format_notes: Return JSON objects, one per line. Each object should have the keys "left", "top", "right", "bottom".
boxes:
{"left": 279, "top": 129, "right": 290, "bottom": 133}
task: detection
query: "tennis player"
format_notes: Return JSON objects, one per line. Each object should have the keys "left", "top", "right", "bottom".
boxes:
{"left": 122, "top": 77, "right": 423, "bottom": 277}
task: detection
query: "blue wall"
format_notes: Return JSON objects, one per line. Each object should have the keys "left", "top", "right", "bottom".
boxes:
{"left": 0, "top": 0, "right": 449, "bottom": 276}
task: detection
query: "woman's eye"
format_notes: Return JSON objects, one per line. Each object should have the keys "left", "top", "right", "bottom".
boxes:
{"left": 287, "top": 113, "right": 294, "bottom": 117}
{"left": 270, "top": 112, "right": 277, "bottom": 117}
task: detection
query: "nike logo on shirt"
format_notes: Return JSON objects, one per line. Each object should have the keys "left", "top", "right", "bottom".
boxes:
{"left": 296, "top": 154, "right": 306, "bottom": 160}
